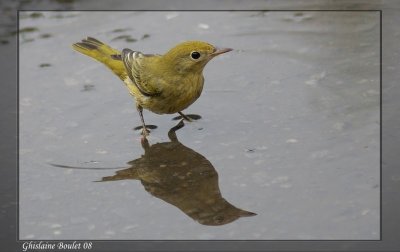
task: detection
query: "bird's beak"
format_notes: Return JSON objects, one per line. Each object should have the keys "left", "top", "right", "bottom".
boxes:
{"left": 212, "top": 47, "right": 233, "bottom": 56}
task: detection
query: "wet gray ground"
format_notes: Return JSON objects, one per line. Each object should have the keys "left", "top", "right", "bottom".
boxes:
{"left": 19, "top": 11, "right": 379, "bottom": 240}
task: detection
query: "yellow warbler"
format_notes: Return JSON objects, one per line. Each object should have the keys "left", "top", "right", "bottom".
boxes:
{"left": 72, "top": 37, "right": 232, "bottom": 136}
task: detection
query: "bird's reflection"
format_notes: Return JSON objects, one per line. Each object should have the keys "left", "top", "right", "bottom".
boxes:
{"left": 100, "top": 120, "right": 256, "bottom": 226}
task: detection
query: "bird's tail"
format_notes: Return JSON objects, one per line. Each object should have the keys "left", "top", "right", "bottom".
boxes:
{"left": 72, "top": 37, "right": 127, "bottom": 80}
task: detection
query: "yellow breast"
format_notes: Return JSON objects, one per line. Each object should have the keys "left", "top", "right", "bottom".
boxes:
{"left": 124, "top": 74, "right": 204, "bottom": 114}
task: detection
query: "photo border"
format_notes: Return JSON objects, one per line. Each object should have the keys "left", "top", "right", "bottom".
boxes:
{"left": 1, "top": 1, "right": 398, "bottom": 251}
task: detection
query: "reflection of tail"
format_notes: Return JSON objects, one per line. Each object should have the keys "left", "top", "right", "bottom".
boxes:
{"left": 100, "top": 168, "right": 139, "bottom": 182}
{"left": 72, "top": 37, "right": 127, "bottom": 80}
{"left": 49, "top": 163, "right": 125, "bottom": 170}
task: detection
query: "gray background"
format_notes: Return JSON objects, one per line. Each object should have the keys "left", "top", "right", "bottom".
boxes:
{"left": 1, "top": 0, "right": 399, "bottom": 251}
{"left": 19, "top": 10, "right": 379, "bottom": 240}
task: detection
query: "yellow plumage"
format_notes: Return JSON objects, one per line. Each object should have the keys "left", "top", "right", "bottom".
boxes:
{"left": 72, "top": 37, "right": 232, "bottom": 136}
{"left": 72, "top": 37, "right": 126, "bottom": 80}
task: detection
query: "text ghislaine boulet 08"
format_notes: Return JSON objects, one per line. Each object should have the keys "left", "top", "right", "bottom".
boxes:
{"left": 22, "top": 241, "right": 93, "bottom": 251}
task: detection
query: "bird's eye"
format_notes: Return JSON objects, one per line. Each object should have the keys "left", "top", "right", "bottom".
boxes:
{"left": 190, "top": 51, "right": 201, "bottom": 60}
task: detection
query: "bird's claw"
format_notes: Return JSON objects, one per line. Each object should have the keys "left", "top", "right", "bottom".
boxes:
{"left": 141, "top": 128, "right": 150, "bottom": 137}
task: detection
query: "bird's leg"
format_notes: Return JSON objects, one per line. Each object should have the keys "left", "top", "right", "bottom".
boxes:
{"left": 178, "top": 111, "right": 193, "bottom": 122}
{"left": 137, "top": 105, "right": 150, "bottom": 136}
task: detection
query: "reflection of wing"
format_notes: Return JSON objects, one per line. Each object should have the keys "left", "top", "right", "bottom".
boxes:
{"left": 121, "top": 49, "right": 162, "bottom": 97}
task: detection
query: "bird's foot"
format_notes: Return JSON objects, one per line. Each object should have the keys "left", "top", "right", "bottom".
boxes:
{"left": 180, "top": 113, "right": 193, "bottom": 122}
{"left": 133, "top": 125, "right": 157, "bottom": 137}
{"left": 141, "top": 128, "right": 150, "bottom": 137}
{"left": 173, "top": 112, "right": 202, "bottom": 122}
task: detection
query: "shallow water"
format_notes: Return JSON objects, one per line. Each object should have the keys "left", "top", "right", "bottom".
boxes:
{"left": 19, "top": 11, "right": 379, "bottom": 239}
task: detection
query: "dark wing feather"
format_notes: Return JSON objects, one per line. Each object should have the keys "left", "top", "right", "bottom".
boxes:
{"left": 121, "top": 49, "right": 161, "bottom": 97}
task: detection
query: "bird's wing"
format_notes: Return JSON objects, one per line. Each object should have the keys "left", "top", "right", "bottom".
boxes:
{"left": 121, "top": 49, "right": 162, "bottom": 97}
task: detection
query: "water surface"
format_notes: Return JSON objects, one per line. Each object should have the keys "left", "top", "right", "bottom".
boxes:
{"left": 19, "top": 11, "right": 380, "bottom": 240}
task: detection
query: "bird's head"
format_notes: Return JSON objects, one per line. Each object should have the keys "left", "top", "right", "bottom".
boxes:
{"left": 162, "top": 41, "right": 232, "bottom": 74}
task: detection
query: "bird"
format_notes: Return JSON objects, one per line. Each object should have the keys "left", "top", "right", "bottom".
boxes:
{"left": 72, "top": 37, "right": 232, "bottom": 136}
